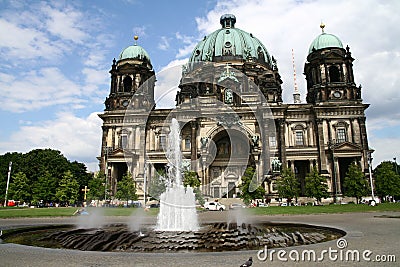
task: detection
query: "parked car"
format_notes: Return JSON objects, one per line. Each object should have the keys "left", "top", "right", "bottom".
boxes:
{"left": 229, "top": 203, "right": 246, "bottom": 210}
{"left": 204, "top": 201, "right": 226, "bottom": 211}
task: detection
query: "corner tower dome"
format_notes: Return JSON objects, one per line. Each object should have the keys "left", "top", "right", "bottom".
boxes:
{"left": 119, "top": 36, "right": 152, "bottom": 67}
{"left": 308, "top": 23, "right": 343, "bottom": 54}
{"left": 189, "top": 14, "right": 272, "bottom": 67}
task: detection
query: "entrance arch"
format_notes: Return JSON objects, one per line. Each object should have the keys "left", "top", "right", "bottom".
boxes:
{"left": 208, "top": 128, "right": 253, "bottom": 198}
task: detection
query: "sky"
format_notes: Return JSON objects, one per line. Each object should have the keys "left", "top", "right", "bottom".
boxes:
{"left": 0, "top": 0, "right": 399, "bottom": 172}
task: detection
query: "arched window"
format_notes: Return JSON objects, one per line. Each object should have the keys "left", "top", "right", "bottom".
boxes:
{"left": 123, "top": 76, "right": 132, "bottom": 92}
{"left": 329, "top": 66, "right": 340, "bottom": 82}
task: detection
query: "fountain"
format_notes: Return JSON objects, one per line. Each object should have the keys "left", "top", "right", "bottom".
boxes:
{"left": 156, "top": 118, "right": 199, "bottom": 231}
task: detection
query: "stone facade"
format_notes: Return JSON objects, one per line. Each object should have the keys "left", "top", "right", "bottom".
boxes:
{"left": 99, "top": 16, "right": 371, "bottom": 202}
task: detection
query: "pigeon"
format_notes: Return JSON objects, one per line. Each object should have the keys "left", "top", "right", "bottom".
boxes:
{"left": 240, "top": 257, "right": 252, "bottom": 267}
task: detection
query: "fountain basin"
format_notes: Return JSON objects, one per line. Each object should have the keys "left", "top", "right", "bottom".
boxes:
{"left": 3, "top": 222, "right": 344, "bottom": 252}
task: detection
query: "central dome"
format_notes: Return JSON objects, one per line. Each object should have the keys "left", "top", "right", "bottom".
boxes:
{"left": 189, "top": 14, "right": 272, "bottom": 67}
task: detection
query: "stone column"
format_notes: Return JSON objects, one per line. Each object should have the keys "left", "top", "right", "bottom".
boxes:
{"left": 316, "top": 119, "right": 328, "bottom": 173}
{"left": 111, "top": 127, "right": 116, "bottom": 149}
{"left": 334, "top": 157, "right": 341, "bottom": 194}
{"left": 190, "top": 121, "right": 197, "bottom": 171}
{"left": 277, "top": 119, "right": 286, "bottom": 166}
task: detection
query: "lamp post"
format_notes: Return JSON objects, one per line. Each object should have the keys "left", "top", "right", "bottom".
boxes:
{"left": 328, "top": 139, "right": 338, "bottom": 203}
{"left": 104, "top": 146, "right": 112, "bottom": 204}
{"left": 368, "top": 152, "right": 375, "bottom": 201}
{"left": 3, "top": 162, "right": 12, "bottom": 207}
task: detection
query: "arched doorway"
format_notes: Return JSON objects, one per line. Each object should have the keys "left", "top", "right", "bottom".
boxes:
{"left": 208, "top": 128, "right": 252, "bottom": 198}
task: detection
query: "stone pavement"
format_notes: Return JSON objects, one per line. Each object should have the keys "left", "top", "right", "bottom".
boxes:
{"left": 0, "top": 211, "right": 399, "bottom": 267}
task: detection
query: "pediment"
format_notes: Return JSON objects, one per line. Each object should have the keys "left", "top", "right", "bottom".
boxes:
{"left": 323, "top": 51, "right": 344, "bottom": 60}
{"left": 334, "top": 142, "right": 362, "bottom": 151}
{"left": 109, "top": 148, "right": 125, "bottom": 157}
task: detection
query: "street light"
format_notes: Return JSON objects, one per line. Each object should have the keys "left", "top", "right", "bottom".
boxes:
{"left": 368, "top": 152, "right": 375, "bottom": 201}
{"left": 104, "top": 146, "right": 112, "bottom": 204}
{"left": 328, "top": 139, "right": 338, "bottom": 203}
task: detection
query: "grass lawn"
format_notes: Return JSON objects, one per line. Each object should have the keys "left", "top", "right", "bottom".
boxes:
{"left": 249, "top": 202, "right": 400, "bottom": 215}
{"left": 0, "top": 203, "right": 399, "bottom": 218}
{"left": 0, "top": 207, "right": 159, "bottom": 218}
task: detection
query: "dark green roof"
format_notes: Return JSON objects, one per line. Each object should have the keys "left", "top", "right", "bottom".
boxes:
{"left": 189, "top": 14, "right": 272, "bottom": 66}
{"left": 308, "top": 32, "right": 343, "bottom": 54}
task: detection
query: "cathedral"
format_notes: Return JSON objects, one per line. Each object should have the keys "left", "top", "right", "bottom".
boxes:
{"left": 98, "top": 14, "right": 371, "bottom": 202}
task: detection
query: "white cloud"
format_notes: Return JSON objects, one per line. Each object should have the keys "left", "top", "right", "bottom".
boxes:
{"left": 158, "top": 36, "right": 170, "bottom": 50}
{"left": 132, "top": 26, "right": 147, "bottom": 37}
{"left": 0, "top": 67, "right": 85, "bottom": 112}
{"left": 175, "top": 32, "right": 198, "bottom": 59}
{"left": 0, "top": 18, "right": 65, "bottom": 61}
{"left": 42, "top": 4, "right": 88, "bottom": 44}
{"left": 0, "top": 112, "right": 103, "bottom": 171}
{"left": 154, "top": 59, "right": 188, "bottom": 108}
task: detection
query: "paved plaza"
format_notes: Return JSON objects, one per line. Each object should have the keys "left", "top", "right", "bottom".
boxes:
{"left": 0, "top": 211, "right": 399, "bottom": 267}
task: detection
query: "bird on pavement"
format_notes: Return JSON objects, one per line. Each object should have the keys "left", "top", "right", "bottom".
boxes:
{"left": 240, "top": 257, "right": 252, "bottom": 267}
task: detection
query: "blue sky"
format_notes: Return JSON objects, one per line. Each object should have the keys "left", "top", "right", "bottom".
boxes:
{"left": 0, "top": 0, "right": 399, "bottom": 171}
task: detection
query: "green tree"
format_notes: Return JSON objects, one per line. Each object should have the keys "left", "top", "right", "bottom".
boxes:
{"left": 374, "top": 161, "right": 400, "bottom": 201}
{"left": 276, "top": 168, "right": 300, "bottom": 203}
{"left": 32, "top": 171, "right": 58, "bottom": 204}
{"left": 9, "top": 172, "right": 31, "bottom": 204}
{"left": 115, "top": 172, "right": 138, "bottom": 205}
{"left": 0, "top": 152, "right": 23, "bottom": 201}
{"left": 239, "top": 167, "right": 265, "bottom": 205}
{"left": 305, "top": 166, "right": 329, "bottom": 204}
{"left": 183, "top": 171, "right": 204, "bottom": 205}
{"left": 69, "top": 161, "right": 93, "bottom": 201}
{"left": 343, "top": 162, "right": 370, "bottom": 204}
{"left": 56, "top": 171, "right": 80, "bottom": 205}
{"left": 148, "top": 170, "right": 166, "bottom": 200}
{"left": 87, "top": 172, "right": 106, "bottom": 202}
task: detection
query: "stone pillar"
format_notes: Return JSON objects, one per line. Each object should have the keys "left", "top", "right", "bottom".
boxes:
{"left": 316, "top": 119, "right": 328, "bottom": 173}
{"left": 358, "top": 117, "right": 369, "bottom": 170}
{"left": 149, "top": 127, "right": 155, "bottom": 151}
{"left": 277, "top": 119, "right": 286, "bottom": 166}
{"left": 190, "top": 121, "right": 197, "bottom": 171}
{"left": 334, "top": 157, "right": 341, "bottom": 194}
{"left": 111, "top": 127, "right": 116, "bottom": 149}
{"left": 309, "top": 159, "right": 314, "bottom": 171}
{"left": 289, "top": 160, "right": 294, "bottom": 171}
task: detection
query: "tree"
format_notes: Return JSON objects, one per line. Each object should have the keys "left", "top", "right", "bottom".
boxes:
{"left": 87, "top": 172, "right": 106, "bottom": 202}
{"left": 32, "top": 171, "right": 58, "bottom": 204}
{"left": 276, "top": 168, "right": 300, "bottom": 203}
{"left": 9, "top": 172, "right": 31, "bottom": 204}
{"left": 183, "top": 171, "right": 204, "bottom": 205}
{"left": 342, "top": 162, "right": 370, "bottom": 204}
{"left": 148, "top": 170, "right": 166, "bottom": 200}
{"left": 305, "top": 166, "right": 329, "bottom": 204}
{"left": 56, "top": 171, "right": 80, "bottom": 205}
{"left": 1, "top": 149, "right": 91, "bottom": 204}
{"left": 374, "top": 161, "right": 400, "bottom": 201}
{"left": 239, "top": 167, "right": 265, "bottom": 205}
{"left": 115, "top": 172, "right": 138, "bottom": 205}
{"left": 0, "top": 152, "right": 23, "bottom": 201}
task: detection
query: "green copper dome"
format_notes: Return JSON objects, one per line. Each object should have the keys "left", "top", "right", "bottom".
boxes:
{"left": 119, "top": 43, "right": 151, "bottom": 63}
{"left": 189, "top": 14, "right": 272, "bottom": 67}
{"left": 308, "top": 32, "right": 343, "bottom": 54}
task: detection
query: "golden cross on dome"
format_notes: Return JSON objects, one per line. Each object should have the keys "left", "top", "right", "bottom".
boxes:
{"left": 320, "top": 22, "right": 325, "bottom": 33}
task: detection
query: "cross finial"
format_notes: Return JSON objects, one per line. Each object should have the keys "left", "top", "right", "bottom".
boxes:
{"left": 320, "top": 22, "right": 325, "bottom": 33}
